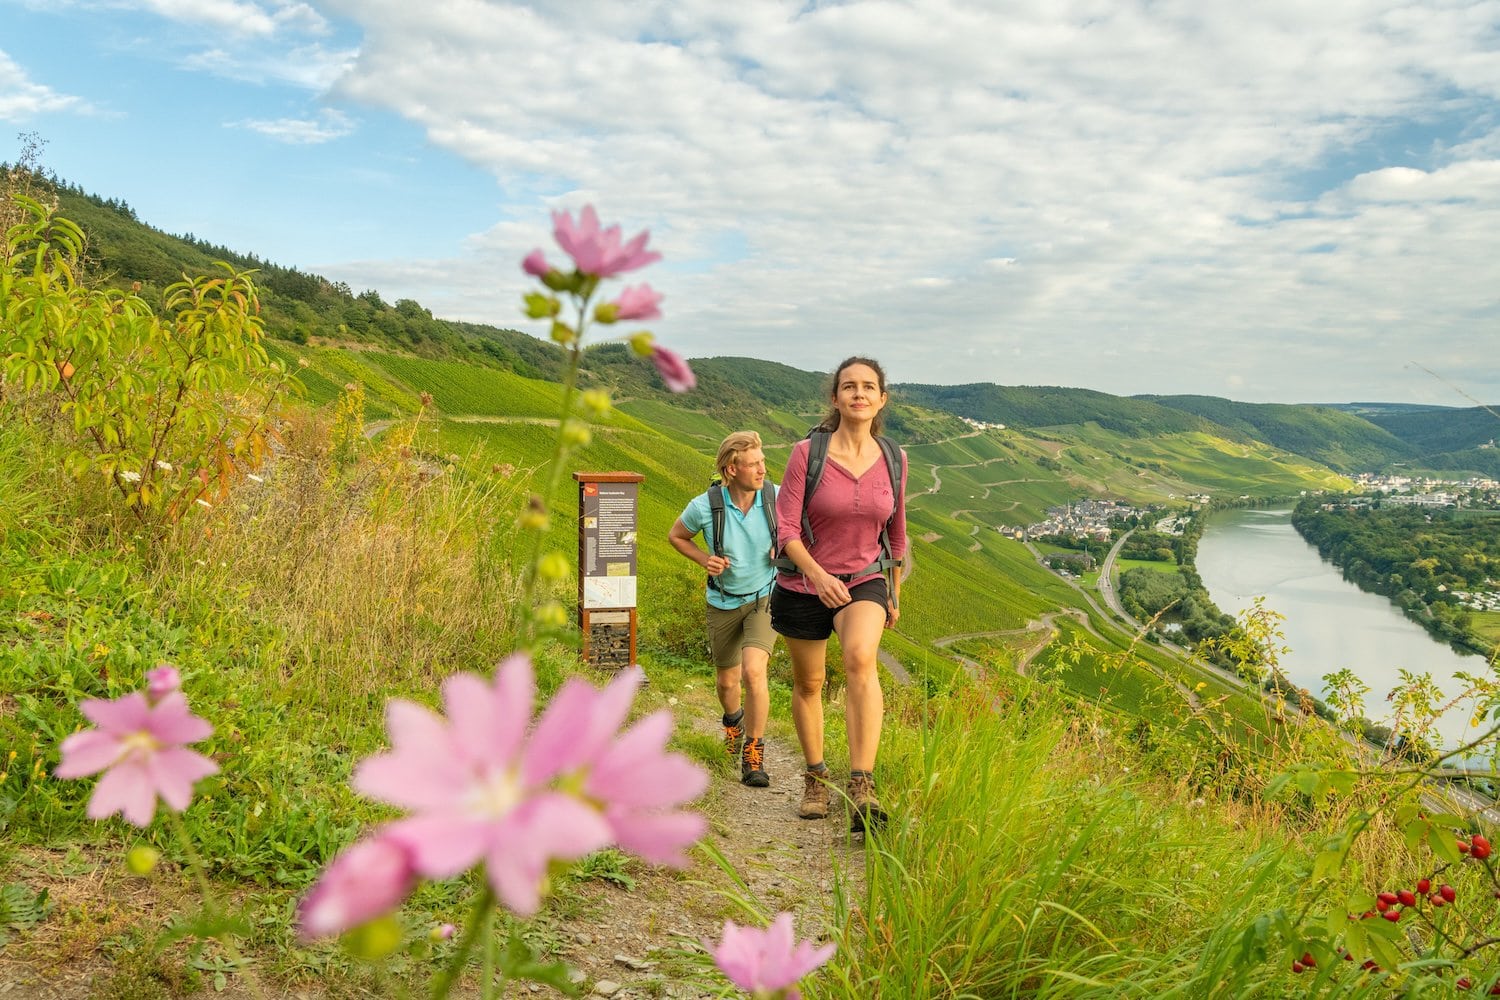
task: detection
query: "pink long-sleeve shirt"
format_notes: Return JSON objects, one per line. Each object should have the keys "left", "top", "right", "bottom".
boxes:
{"left": 775, "top": 436, "right": 908, "bottom": 594}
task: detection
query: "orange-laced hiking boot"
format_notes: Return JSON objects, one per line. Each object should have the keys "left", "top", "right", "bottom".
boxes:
{"left": 741, "top": 737, "right": 769, "bottom": 787}
{"left": 722, "top": 718, "right": 744, "bottom": 761}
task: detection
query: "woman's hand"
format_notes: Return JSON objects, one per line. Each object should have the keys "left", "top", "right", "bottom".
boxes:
{"left": 885, "top": 600, "right": 900, "bottom": 628}
{"left": 811, "top": 570, "right": 852, "bottom": 609}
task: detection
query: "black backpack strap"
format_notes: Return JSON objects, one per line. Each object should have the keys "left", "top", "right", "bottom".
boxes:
{"left": 771, "top": 433, "right": 827, "bottom": 572}
{"left": 874, "top": 434, "right": 904, "bottom": 572}
{"left": 800, "top": 430, "right": 830, "bottom": 549}
{"left": 707, "top": 482, "right": 725, "bottom": 559}
{"left": 760, "top": 480, "right": 778, "bottom": 559}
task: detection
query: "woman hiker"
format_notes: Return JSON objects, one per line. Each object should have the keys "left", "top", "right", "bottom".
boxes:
{"left": 770, "top": 356, "right": 908, "bottom": 832}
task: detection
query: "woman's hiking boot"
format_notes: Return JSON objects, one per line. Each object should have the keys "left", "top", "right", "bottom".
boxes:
{"left": 848, "top": 771, "right": 887, "bottom": 833}
{"left": 741, "top": 737, "right": 770, "bottom": 787}
{"left": 798, "top": 768, "right": 830, "bottom": 819}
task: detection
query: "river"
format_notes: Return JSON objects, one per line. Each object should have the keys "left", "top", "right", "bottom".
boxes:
{"left": 1195, "top": 506, "right": 1484, "bottom": 750}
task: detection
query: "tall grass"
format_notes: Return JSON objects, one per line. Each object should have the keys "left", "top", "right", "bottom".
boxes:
{"left": 816, "top": 681, "right": 1400, "bottom": 999}
{"left": 147, "top": 408, "right": 535, "bottom": 706}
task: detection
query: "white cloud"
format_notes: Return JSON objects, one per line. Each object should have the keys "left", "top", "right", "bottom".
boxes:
{"left": 230, "top": 108, "right": 354, "bottom": 143}
{"left": 0, "top": 49, "right": 89, "bottom": 120}
{"left": 132, "top": 0, "right": 321, "bottom": 37}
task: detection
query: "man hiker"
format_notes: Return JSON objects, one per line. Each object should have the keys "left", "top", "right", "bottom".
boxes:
{"left": 668, "top": 430, "right": 778, "bottom": 787}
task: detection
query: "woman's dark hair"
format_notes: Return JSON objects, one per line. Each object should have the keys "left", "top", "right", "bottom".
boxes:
{"left": 817, "top": 355, "right": 889, "bottom": 435}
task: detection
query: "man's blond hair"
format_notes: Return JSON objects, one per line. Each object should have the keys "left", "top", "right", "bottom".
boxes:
{"left": 716, "top": 430, "right": 763, "bottom": 480}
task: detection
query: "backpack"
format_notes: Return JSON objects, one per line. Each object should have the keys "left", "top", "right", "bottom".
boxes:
{"left": 772, "top": 429, "right": 905, "bottom": 582}
{"left": 706, "top": 479, "right": 778, "bottom": 598}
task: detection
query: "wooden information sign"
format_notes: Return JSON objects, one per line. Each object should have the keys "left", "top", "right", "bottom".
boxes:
{"left": 573, "top": 471, "right": 644, "bottom": 671}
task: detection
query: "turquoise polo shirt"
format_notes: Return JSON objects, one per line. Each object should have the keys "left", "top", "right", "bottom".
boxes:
{"left": 679, "top": 485, "right": 778, "bottom": 610}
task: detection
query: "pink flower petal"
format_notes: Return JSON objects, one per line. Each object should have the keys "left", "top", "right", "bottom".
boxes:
{"left": 145, "top": 695, "right": 213, "bottom": 744}
{"left": 586, "top": 711, "right": 708, "bottom": 808}
{"left": 353, "top": 748, "right": 470, "bottom": 811}
{"left": 89, "top": 761, "right": 158, "bottom": 827}
{"left": 650, "top": 346, "right": 696, "bottom": 393}
{"left": 80, "top": 692, "right": 150, "bottom": 733}
{"left": 605, "top": 807, "right": 706, "bottom": 867}
{"left": 56, "top": 730, "right": 123, "bottom": 778}
{"left": 298, "top": 834, "right": 417, "bottom": 938}
{"left": 522, "top": 249, "right": 551, "bottom": 278}
{"left": 385, "top": 814, "right": 492, "bottom": 880}
{"left": 145, "top": 748, "right": 218, "bottom": 812}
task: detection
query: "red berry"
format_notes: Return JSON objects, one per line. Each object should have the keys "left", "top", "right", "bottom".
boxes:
{"left": 1397, "top": 889, "right": 1417, "bottom": 906}
{"left": 1457, "top": 976, "right": 1472, "bottom": 989}
{"left": 1381, "top": 909, "right": 1401, "bottom": 922}
{"left": 1458, "top": 839, "right": 1470, "bottom": 854}
{"left": 1417, "top": 878, "right": 1432, "bottom": 894}
{"left": 1376, "top": 899, "right": 1391, "bottom": 912}
{"left": 1361, "top": 909, "right": 1376, "bottom": 919}
{"left": 1488, "top": 984, "right": 1500, "bottom": 996}
{"left": 1377, "top": 891, "right": 1398, "bottom": 905}
{"left": 1472, "top": 839, "right": 1492, "bottom": 860}
{"left": 1291, "top": 960, "right": 1305, "bottom": 973}
{"left": 1300, "top": 952, "right": 1316, "bottom": 968}
{"left": 1441, "top": 883, "right": 1457, "bottom": 902}
{"left": 1361, "top": 959, "right": 1379, "bottom": 971}
{"left": 1431, "top": 893, "right": 1446, "bottom": 908}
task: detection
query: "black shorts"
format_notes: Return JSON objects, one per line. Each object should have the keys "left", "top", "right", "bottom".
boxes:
{"left": 770, "top": 578, "right": 889, "bottom": 641}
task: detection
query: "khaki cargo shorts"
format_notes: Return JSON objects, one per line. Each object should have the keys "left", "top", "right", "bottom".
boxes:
{"left": 706, "top": 596, "right": 775, "bottom": 668}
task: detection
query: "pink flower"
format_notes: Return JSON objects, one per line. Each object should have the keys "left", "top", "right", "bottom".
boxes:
{"left": 650, "top": 345, "right": 696, "bottom": 393}
{"left": 551, "top": 205, "right": 661, "bottom": 278}
{"left": 522, "top": 249, "right": 552, "bottom": 278}
{"left": 298, "top": 834, "right": 417, "bottom": 938}
{"left": 611, "top": 284, "right": 663, "bottom": 321}
{"left": 707, "top": 913, "right": 834, "bottom": 999}
{"left": 350, "top": 655, "right": 706, "bottom": 918}
{"left": 146, "top": 665, "right": 180, "bottom": 701}
{"left": 55, "top": 690, "right": 218, "bottom": 828}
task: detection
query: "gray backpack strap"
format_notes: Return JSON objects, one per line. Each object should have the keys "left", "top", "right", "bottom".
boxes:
{"left": 707, "top": 482, "right": 726, "bottom": 558}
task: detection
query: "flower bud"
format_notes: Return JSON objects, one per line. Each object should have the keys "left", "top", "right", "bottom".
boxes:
{"left": 342, "top": 914, "right": 404, "bottom": 961}
{"left": 579, "top": 389, "right": 612, "bottom": 418}
{"left": 560, "top": 421, "right": 591, "bottom": 448}
{"left": 593, "top": 302, "right": 620, "bottom": 324}
{"left": 430, "top": 923, "right": 456, "bottom": 942}
{"left": 524, "top": 292, "right": 561, "bottom": 319}
{"left": 550, "top": 320, "right": 577, "bottom": 345}
{"left": 537, "top": 552, "right": 571, "bottom": 580}
{"left": 535, "top": 602, "right": 568, "bottom": 629}
{"left": 126, "top": 846, "right": 161, "bottom": 875}
{"left": 627, "top": 331, "right": 656, "bottom": 358}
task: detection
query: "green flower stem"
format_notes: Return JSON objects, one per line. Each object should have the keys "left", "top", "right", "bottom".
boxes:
{"left": 518, "top": 284, "right": 596, "bottom": 646}
{"left": 480, "top": 903, "right": 500, "bottom": 1000}
{"left": 166, "top": 810, "right": 268, "bottom": 1000}
{"left": 431, "top": 884, "right": 496, "bottom": 1000}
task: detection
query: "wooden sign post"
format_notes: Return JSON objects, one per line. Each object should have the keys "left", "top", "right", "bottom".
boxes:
{"left": 573, "top": 471, "right": 645, "bottom": 671}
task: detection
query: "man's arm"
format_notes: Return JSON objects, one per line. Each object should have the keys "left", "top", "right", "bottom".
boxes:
{"left": 669, "top": 519, "right": 730, "bottom": 577}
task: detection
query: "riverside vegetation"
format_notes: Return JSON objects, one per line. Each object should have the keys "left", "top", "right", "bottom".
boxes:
{"left": 3, "top": 172, "right": 1500, "bottom": 996}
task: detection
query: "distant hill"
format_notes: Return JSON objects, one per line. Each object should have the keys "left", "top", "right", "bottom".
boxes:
{"left": 1354, "top": 405, "right": 1500, "bottom": 454}
{"left": 895, "top": 383, "right": 1212, "bottom": 436}
{"left": 1138, "top": 395, "right": 1415, "bottom": 473}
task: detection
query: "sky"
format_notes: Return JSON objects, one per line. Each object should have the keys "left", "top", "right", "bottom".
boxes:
{"left": 3, "top": 0, "right": 1499, "bottom": 405}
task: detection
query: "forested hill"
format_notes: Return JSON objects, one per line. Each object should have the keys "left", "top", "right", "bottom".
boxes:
{"left": 27, "top": 168, "right": 1495, "bottom": 476}
{"left": 1138, "top": 394, "right": 1417, "bottom": 473}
